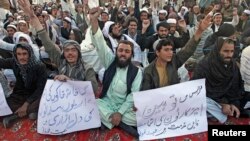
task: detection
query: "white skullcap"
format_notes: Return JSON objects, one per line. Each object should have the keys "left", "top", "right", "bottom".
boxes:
{"left": 102, "top": 21, "right": 115, "bottom": 38}
{"left": 181, "top": 6, "right": 188, "bottom": 11}
{"left": 213, "top": 12, "right": 222, "bottom": 18}
{"left": 140, "top": 7, "right": 149, "bottom": 13}
{"left": 42, "top": 11, "right": 48, "bottom": 15}
{"left": 101, "top": 8, "right": 109, "bottom": 14}
{"left": 167, "top": 18, "right": 177, "bottom": 24}
{"left": 18, "top": 20, "right": 27, "bottom": 24}
{"left": 244, "top": 9, "right": 250, "bottom": 15}
{"left": 159, "top": 10, "right": 168, "bottom": 15}
{"left": 17, "top": 15, "right": 22, "bottom": 20}
{"left": 64, "top": 17, "right": 71, "bottom": 23}
{"left": 105, "top": 2, "right": 109, "bottom": 6}
{"left": 153, "top": 39, "right": 161, "bottom": 51}
{"left": 7, "top": 24, "right": 17, "bottom": 30}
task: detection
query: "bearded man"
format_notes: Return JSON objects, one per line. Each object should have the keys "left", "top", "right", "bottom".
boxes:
{"left": 89, "top": 7, "right": 143, "bottom": 138}
{"left": 192, "top": 37, "right": 249, "bottom": 123}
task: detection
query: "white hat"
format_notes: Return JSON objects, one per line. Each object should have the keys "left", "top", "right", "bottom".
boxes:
{"left": 153, "top": 39, "right": 161, "bottom": 51}
{"left": 243, "top": 9, "right": 250, "bottom": 15}
{"left": 213, "top": 12, "right": 222, "bottom": 18}
{"left": 17, "top": 15, "right": 23, "bottom": 20}
{"left": 102, "top": 21, "right": 115, "bottom": 38}
{"left": 42, "top": 11, "right": 48, "bottom": 15}
{"left": 18, "top": 20, "right": 27, "bottom": 24}
{"left": 159, "top": 10, "right": 168, "bottom": 15}
{"left": 181, "top": 6, "right": 188, "bottom": 12}
{"left": 167, "top": 18, "right": 177, "bottom": 24}
{"left": 104, "top": 2, "right": 109, "bottom": 7}
{"left": 101, "top": 8, "right": 109, "bottom": 14}
{"left": 7, "top": 24, "right": 17, "bottom": 30}
{"left": 140, "top": 7, "right": 149, "bottom": 13}
{"left": 64, "top": 17, "right": 71, "bottom": 23}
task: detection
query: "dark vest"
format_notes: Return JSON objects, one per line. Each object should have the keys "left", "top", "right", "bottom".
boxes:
{"left": 100, "top": 61, "right": 139, "bottom": 98}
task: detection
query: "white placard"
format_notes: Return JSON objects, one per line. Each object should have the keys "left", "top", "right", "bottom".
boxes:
{"left": 37, "top": 80, "right": 101, "bottom": 135}
{"left": 133, "top": 79, "right": 207, "bottom": 140}
{"left": 244, "top": 101, "right": 250, "bottom": 109}
{"left": 0, "top": 84, "right": 12, "bottom": 116}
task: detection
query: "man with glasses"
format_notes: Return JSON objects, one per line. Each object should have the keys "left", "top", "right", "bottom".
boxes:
{"left": 192, "top": 37, "right": 249, "bottom": 123}
{"left": 17, "top": 0, "right": 98, "bottom": 94}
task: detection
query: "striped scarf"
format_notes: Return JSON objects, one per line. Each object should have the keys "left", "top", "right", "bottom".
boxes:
{"left": 58, "top": 40, "right": 86, "bottom": 80}
{"left": 13, "top": 43, "right": 40, "bottom": 87}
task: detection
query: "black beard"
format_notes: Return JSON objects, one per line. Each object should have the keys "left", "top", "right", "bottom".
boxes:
{"left": 159, "top": 18, "right": 165, "bottom": 21}
{"left": 115, "top": 55, "right": 131, "bottom": 68}
{"left": 112, "top": 34, "right": 122, "bottom": 40}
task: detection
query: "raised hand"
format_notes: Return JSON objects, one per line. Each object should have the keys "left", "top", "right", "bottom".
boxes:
{"left": 89, "top": 7, "right": 102, "bottom": 34}
{"left": 83, "top": 0, "right": 88, "bottom": 5}
{"left": 89, "top": 7, "right": 102, "bottom": 22}
{"left": 233, "top": 8, "right": 238, "bottom": 16}
{"left": 178, "top": 19, "right": 187, "bottom": 29}
{"left": 194, "top": 12, "right": 212, "bottom": 41}
{"left": 128, "top": 6, "right": 135, "bottom": 16}
{"left": 17, "top": 0, "right": 34, "bottom": 17}
{"left": 213, "top": 4, "right": 220, "bottom": 12}
{"left": 198, "top": 13, "right": 212, "bottom": 31}
{"left": 18, "top": 0, "right": 43, "bottom": 30}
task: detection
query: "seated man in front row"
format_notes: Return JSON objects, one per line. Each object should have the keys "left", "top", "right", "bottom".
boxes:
{"left": 192, "top": 36, "right": 250, "bottom": 123}
{"left": 140, "top": 13, "right": 212, "bottom": 90}
{"left": 0, "top": 43, "right": 47, "bottom": 128}
{"left": 89, "top": 7, "right": 143, "bottom": 138}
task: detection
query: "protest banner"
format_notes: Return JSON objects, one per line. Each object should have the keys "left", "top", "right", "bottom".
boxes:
{"left": 37, "top": 80, "right": 101, "bottom": 135}
{"left": 0, "top": 84, "right": 12, "bottom": 116}
{"left": 133, "top": 79, "right": 207, "bottom": 140}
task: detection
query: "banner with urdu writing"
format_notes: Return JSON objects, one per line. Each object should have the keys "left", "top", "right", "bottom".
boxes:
{"left": 133, "top": 79, "right": 207, "bottom": 140}
{"left": 37, "top": 80, "right": 101, "bottom": 135}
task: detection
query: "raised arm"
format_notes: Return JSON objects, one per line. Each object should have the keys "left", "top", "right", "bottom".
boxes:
{"left": 175, "top": 12, "right": 212, "bottom": 67}
{"left": 0, "top": 40, "right": 15, "bottom": 51}
{"left": 17, "top": 0, "right": 61, "bottom": 66}
{"left": 89, "top": 7, "right": 115, "bottom": 68}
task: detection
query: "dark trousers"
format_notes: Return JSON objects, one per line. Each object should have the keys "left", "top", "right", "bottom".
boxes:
{"left": 6, "top": 94, "right": 41, "bottom": 114}
{"left": 240, "top": 91, "right": 250, "bottom": 109}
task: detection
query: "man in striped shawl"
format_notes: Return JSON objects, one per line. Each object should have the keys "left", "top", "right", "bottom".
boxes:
{"left": 0, "top": 43, "right": 47, "bottom": 128}
{"left": 17, "top": 0, "right": 98, "bottom": 94}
